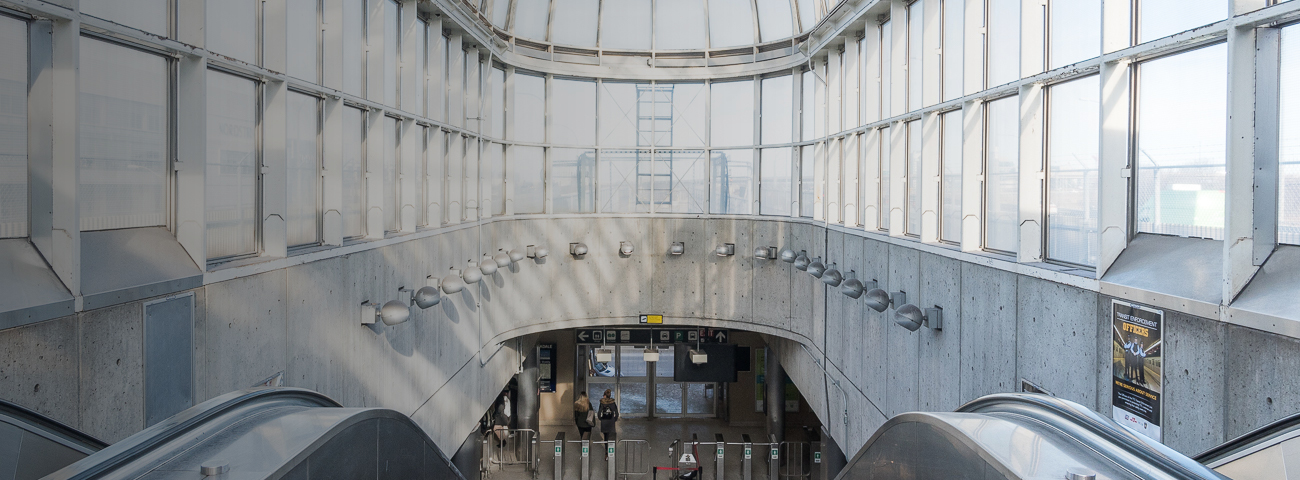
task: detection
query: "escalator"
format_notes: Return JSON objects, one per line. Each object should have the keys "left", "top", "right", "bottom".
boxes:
{"left": 39, "top": 388, "right": 464, "bottom": 480}
{"left": 1, "top": 399, "right": 108, "bottom": 480}
{"left": 1194, "top": 412, "right": 1300, "bottom": 480}
{"left": 837, "top": 393, "right": 1229, "bottom": 480}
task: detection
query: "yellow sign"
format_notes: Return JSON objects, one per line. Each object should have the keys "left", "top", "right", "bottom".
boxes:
{"left": 639, "top": 314, "right": 663, "bottom": 324}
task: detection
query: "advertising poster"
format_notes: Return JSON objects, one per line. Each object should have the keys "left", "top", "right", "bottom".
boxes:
{"left": 1111, "top": 300, "right": 1163, "bottom": 441}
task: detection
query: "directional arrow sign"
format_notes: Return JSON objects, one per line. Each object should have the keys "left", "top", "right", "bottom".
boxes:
{"left": 714, "top": 330, "right": 727, "bottom": 343}
{"left": 577, "top": 331, "right": 590, "bottom": 342}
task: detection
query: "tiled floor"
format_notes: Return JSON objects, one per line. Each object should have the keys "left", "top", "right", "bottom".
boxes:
{"left": 484, "top": 418, "right": 823, "bottom": 480}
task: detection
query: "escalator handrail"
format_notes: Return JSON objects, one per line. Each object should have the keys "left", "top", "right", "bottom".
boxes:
{"left": 1194, "top": 411, "right": 1300, "bottom": 465}
{"left": 44, "top": 387, "right": 341, "bottom": 480}
{"left": 959, "top": 393, "right": 1225, "bottom": 480}
{"left": 0, "top": 398, "right": 108, "bottom": 453}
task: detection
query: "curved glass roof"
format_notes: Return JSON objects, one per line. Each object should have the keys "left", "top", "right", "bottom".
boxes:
{"left": 478, "top": 0, "right": 835, "bottom": 51}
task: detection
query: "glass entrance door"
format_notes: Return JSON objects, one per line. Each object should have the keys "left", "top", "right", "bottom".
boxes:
{"left": 584, "top": 344, "right": 717, "bottom": 419}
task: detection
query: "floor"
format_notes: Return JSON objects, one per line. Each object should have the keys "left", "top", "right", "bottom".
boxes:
{"left": 483, "top": 418, "right": 823, "bottom": 480}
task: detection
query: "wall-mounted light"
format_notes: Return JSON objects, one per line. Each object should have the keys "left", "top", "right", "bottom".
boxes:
{"left": 689, "top": 348, "right": 708, "bottom": 364}
{"left": 360, "top": 300, "right": 411, "bottom": 326}
{"left": 779, "top": 248, "right": 798, "bottom": 263}
{"left": 595, "top": 348, "right": 614, "bottom": 363}
{"left": 807, "top": 257, "right": 826, "bottom": 278}
{"left": 864, "top": 288, "right": 905, "bottom": 313}
{"left": 441, "top": 268, "right": 466, "bottom": 294}
{"left": 894, "top": 304, "right": 943, "bottom": 331}
{"left": 527, "top": 245, "right": 549, "bottom": 259}
{"left": 716, "top": 243, "right": 736, "bottom": 256}
{"left": 570, "top": 242, "right": 589, "bottom": 257}
{"left": 401, "top": 284, "right": 441, "bottom": 309}
{"left": 494, "top": 249, "right": 513, "bottom": 267}
{"left": 509, "top": 248, "right": 527, "bottom": 262}
{"left": 643, "top": 347, "right": 660, "bottom": 362}
{"left": 794, "top": 251, "right": 810, "bottom": 271}
{"left": 820, "top": 263, "right": 843, "bottom": 287}
{"left": 753, "top": 246, "right": 777, "bottom": 260}
{"left": 462, "top": 260, "right": 484, "bottom": 284}
{"left": 478, "top": 254, "right": 499, "bottom": 275}
{"left": 620, "top": 241, "right": 635, "bottom": 256}
{"left": 669, "top": 242, "right": 685, "bottom": 255}
{"left": 840, "top": 271, "right": 864, "bottom": 298}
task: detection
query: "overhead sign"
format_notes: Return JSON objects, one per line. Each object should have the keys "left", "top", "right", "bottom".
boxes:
{"left": 575, "top": 328, "right": 730, "bottom": 345}
{"left": 1111, "top": 300, "right": 1163, "bottom": 441}
{"left": 639, "top": 314, "right": 663, "bottom": 324}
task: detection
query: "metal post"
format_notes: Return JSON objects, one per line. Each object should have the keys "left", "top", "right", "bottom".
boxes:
{"left": 714, "top": 434, "right": 725, "bottom": 480}
{"left": 812, "top": 441, "right": 823, "bottom": 480}
{"left": 554, "top": 432, "right": 565, "bottom": 480}
{"left": 582, "top": 439, "right": 591, "bottom": 480}
{"left": 606, "top": 440, "right": 616, "bottom": 480}
{"left": 482, "top": 437, "right": 491, "bottom": 476}
{"left": 742, "top": 434, "right": 753, "bottom": 480}
{"left": 768, "top": 434, "right": 779, "bottom": 480}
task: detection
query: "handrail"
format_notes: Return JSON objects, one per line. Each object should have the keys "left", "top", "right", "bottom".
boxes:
{"left": 1195, "top": 411, "right": 1300, "bottom": 465}
{"left": 958, "top": 393, "right": 1227, "bottom": 480}
{"left": 0, "top": 398, "right": 108, "bottom": 453}
{"left": 44, "top": 387, "right": 341, "bottom": 480}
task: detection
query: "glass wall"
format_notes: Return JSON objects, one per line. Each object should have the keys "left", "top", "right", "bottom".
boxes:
{"left": 511, "top": 146, "right": 546, "bottom": 214}
{"left": 342, "top": 107, "right": 365, "bottom": 239}
{"left": 711, "top": 149, "right": 754, "bottom": 214}
{"left": 1047, "top": 76, "right": 1100, "bottom": 266}
{"left": 286, "top": 92, "right": 320, "bottom": 247}
{"left": 984, "top": 96, "right": 1018, "bottom": 253}
{"left": 906, "top": 121, "right": 922, "bottom": 236}
{"left": 552, "top": 148, "right": 595, "bottom": 213}
{"left": 1281, "top": 26, "right": 1300, "bottom": 246}
{"left": 206, "top": 70, "right": 259, "bottom": 258}
{"left": 0, "top": 16, "right": 26, "bottom": 238}
{"left": 79, "top": 38, "right": 169, "bottom": 232}
{"left": 761, "top": 148, "right": 793, "bottom": 216}
{"left": 710, "top": 80, "right": 755, "bottom": 147}
{"left": 940, "top": 111, "right": 962, "bottom": 244}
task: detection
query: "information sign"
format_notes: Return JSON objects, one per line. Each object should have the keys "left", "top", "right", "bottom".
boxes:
{"left": 1111, "top": 300, "right": 1163, "bottom": 441}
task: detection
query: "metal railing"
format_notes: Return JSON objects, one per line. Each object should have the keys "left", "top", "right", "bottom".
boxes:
{"left": 485, "top": 428, "right": 539, "bottom": 477}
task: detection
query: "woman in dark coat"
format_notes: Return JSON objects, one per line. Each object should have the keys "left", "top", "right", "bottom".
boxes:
{"left": 597, "top": 389, "right": 619, "bottom": 441}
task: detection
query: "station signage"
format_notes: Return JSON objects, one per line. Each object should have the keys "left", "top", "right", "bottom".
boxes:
{"left": 575, "top": 327, "right": 730, "bottom": 345}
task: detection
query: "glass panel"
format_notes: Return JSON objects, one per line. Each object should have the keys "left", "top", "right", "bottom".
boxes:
{"left": 600, "top": 149, "right": 653, "bottom": 213}
{"left": 1136, "top": 45, "right": 1227, "bottom": 240}
{"left": 845, "top": 135, "right": 861, "bottom": 226}
{"left": 618, "top": 346, "right": 649, "bottom": 377}
{"left": 906, "top": 121, "right": 922, "bottom": 235}
{"left": 984, "top": 96, "right": 1019, "bottom": 252}
{"left": 552, "top": 148, "right": 596, "bottom": 213}
{"left": 762, "top": 75, "right": 794, "bottom": 145}
{"left": 206, "top": 70, "right": 258, "bottom": 258}
{"left": 514, "top": 73, "right": 546, "bottom": 143}
{"left": 342, "top": 108, "right": 365, "bottom": 238}
{"left": 287, "top": 0, "right": 319, "bottom": 81}
{"left": 986, "top": 0, "right": 1020, "bottom": 87}
{"left": 1048, "top": 0, "right": 1100, "bottom": 70}
{"left": 485, "top": 143, "right": 505, "bottom": 215}
{"left": 800, "top": 145, "right": 814, "bottom": 217}
{"left": 0, "top": 17, "right": 27, "bottom": 238}
{"left": 383, "top": 117, "right": 399, "bottom": 231}
{"left": 383, "top": 1, "right": 399, "bottom": 108}
{"left": 490, "top": 67, "right": 505, "bottom": 138}
{"left": 686, "top": 384, "right": 715, "bottom": 415}
{"left": 511, "top": 146, "right": 545, "bottom": 214}
{"left": 656, "top": 150, "right": 708, "bottom": 213}
{"left": 514, "top": 0, "right": 550, "bottom": 41}
{"left": 343, "top": 0, "right": 365, "bottom": 97}
{"left": 709, "top": 0, "right": 756, "bottom": 48}
{"left": 1047, "top": 76, "right": 1100, "bottom": 265}
{"left": 207, "top": 0, "right": 257, "bottom": 64}
{"left": 757, "top": 0, "right": 794, "bottom": 42}
{"left": 79, "top": 38, "right": 168, "bottom": 232}
{"left": 655, "top": 0, "right": 707, "bottom": 50}
{"left": 711, "top": 149, "right": 755, "bottom": 214}
{"left": 711, "top": 80, "right": 755, "bottom": 147}
{"left": 940, "top": 110, "right": 962, "bottom": 244}
{"left": 656, "top": 346, "right": 676, "bottom": 377}
{"left": 880, "top": 20, "right": 892, "bottom": 116}
{"left": 761, "top": 148, "right": 793, "bottom": 216}
{"left": 654, "top": 383, "right": 683, "bottom": 415}
{"left": 661, "top": 83, "right": 707, "bottom": 147}
{"left": 415, "top": 20, "right": 427, "bottom": 116}
{"left": 430, "top": 34, "right": 447, "bottom": 121}
{"left": 286, "top": 92, "right": 319, "bottom": 246}
{"left": 1139, "top": 0, "right": 1227, "bottom": 44}
{"left": 620, "top": 382, "right": 649, "bottom": 416}
{"left": 907, "top": 0, "right": 923, "bottom": 111}
{"left": 490, "top": 0, "right": 510, "bottom": 28}
{"left": 802, "top": 71, "right": 815, "bottom": 141}
{"left": 553, "top": 0, "right": 599, "bottom": 47}
{"left": 879, "top": 127, "right": 891, "bottom": 230}
{"left": 551, "top": 78, "right": 597, "bottom": 146}
{"left": 1281, "top": 27, "right": 1300, "bottom": 245}
{"left": 600, "top": 0, "right": 652, "bottom": 50}
{"left": 942, "top": 0, "right": 964, "bottom": 101}
{"left": 82, "top": 0, "right": 168, "bottom": 36}
{"left": 797, "top": 0, "right": 817, "bottom": 31}
{"left": 599, "top": 82, "right": 641, "bottom": 146}
{"left": 464, "top": 138, "right": 479, "bottom": 220}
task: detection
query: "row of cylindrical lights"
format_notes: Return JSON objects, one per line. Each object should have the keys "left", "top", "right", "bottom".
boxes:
{"left": 773, "top": 247, "right": 944, "bottom": 332}
{"left": 361, "top": 245, "right": 550, "bottom": 327}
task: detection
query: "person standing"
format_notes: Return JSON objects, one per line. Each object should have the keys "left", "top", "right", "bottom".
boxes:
{"left": 598, "top": 389, "right": 620, "bottom": 442}
{"left": 574, "top": 391, "right": 595, "bottom": 440}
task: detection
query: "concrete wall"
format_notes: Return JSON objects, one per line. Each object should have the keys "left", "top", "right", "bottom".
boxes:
{"left": 3, "top": 216, "right": 1299, "bottom": 461}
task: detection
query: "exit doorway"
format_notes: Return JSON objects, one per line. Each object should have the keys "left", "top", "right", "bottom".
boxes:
{"left": 582, "top": 345, "right": 717, "bottom": 418}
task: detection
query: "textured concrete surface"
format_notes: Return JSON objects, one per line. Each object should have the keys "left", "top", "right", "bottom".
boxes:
{"left": 78, "top": 301, "right": 143, "bottom": 443}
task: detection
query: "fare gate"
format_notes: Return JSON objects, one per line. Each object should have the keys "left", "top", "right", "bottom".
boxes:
{"left": 485, "top": 429, "right": 539, "bottom": 478}
{"left": 536, "top": 433, "right": 650, "bottom": 480}
{"left": 531, "top": 432, "right": 815, "bottom": 480}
